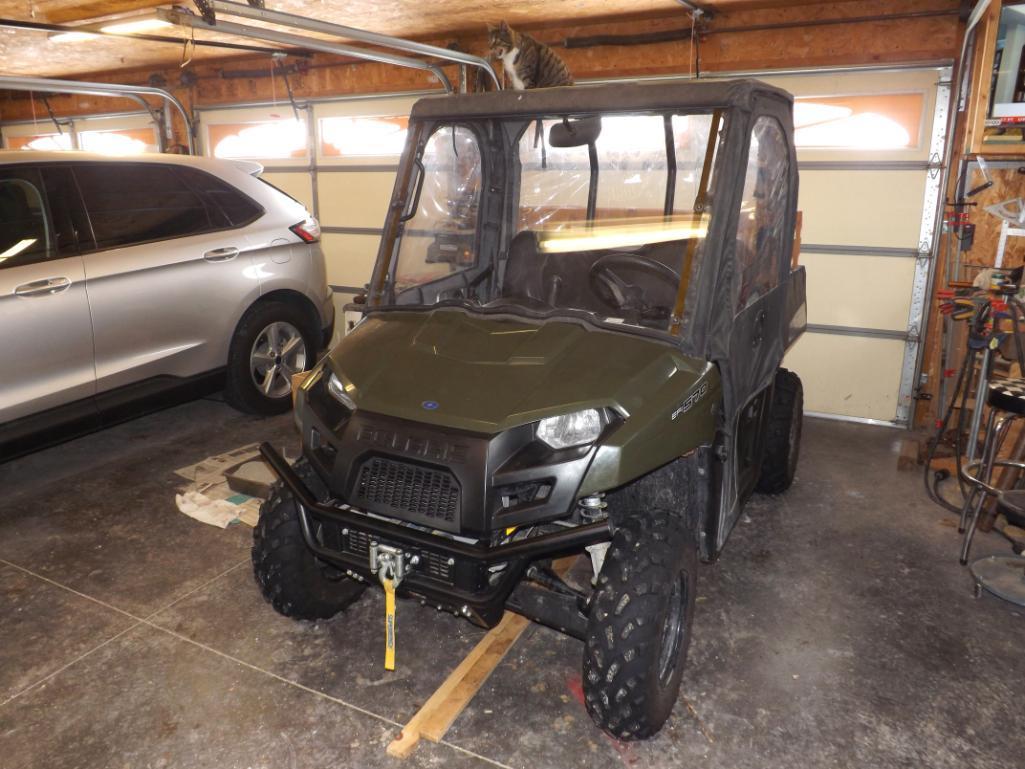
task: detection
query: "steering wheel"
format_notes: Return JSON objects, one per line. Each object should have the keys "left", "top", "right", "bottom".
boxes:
{"left": 588, "top": 254, "right": 681, "bottom": 318}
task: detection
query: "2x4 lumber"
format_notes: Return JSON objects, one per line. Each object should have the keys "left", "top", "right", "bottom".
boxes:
{"left": 387, "top": 555, "right": 579, "bottom": 759}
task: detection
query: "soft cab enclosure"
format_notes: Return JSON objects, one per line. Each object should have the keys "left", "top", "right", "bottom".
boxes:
{"left": 361, "top": 78, "right": 807, "bottom": 549}
{"left": 258, "top": 78, "right": 807, "bottom": 743}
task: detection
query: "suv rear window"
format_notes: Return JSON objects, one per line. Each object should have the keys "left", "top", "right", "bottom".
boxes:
{"left": 256, "top": 176, "right": 302, "bottom": 206}
{"left": 176, "top": 166, "right": 263, "bottom": 228}
{"left": 72, "top": 162, "right": 259, "bottom": 251}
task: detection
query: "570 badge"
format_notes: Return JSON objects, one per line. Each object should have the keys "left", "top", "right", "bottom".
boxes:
{"left": 671, "top": 381, "right": 709, "bottom": 421}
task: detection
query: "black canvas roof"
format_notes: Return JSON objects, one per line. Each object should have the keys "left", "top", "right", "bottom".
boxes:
{"left": 410, "top": 78, "right": 792, "bottom": 120}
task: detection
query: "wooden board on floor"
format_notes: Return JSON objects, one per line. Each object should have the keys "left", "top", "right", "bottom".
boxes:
{"left": 387, "top": 555, "right": 578, "bottom": 759}
{"left": 386, "top": 611, "right": 530, "bottom": 758}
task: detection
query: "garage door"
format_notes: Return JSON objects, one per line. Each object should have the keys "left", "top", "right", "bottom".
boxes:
{"left": 197, "top": 67, "right": 949, "bottom": 424}
{"left": 196, "top": 95, "right": 421, "bottom": 336}
{"left": 760, "top": 67, "right": 951, "bottom": 425}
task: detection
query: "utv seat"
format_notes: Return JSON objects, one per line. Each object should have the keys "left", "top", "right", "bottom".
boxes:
{"left": 501, "top": 230, "right": 555, "bottom": 308}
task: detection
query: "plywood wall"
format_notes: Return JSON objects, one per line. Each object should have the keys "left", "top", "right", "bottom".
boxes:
{"left": 960, "top": 165, "right": 1025, "bottom": 271}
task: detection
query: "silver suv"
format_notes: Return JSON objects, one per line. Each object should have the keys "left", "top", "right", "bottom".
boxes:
{"left": 0, "top": 151, "right": 334, "bottom": 460}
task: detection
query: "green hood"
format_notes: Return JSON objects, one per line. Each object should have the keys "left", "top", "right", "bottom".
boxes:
{"left": 327, "top": 309, "right": 707, "bottom": 434}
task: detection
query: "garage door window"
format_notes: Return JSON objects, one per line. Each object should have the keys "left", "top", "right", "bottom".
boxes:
{"left": 79, "top": 127, "right": 159, "bottom": 155}
{"left": 208, "top": 119, "right": 308, "bottom": 160}
{"left": 0, "top": 172, "right": 51, "bottom": 268}
{"left": 6, "top": 133, "right": 72, "bottom": 152}
{"left": 793, "top": 92, "right": 925, "bottom": 150}
{"left": 320, "top": 115, "right": 409, "bottom": 158}
{"left": 736, "top": 117, "right": 789, "bottom": 309}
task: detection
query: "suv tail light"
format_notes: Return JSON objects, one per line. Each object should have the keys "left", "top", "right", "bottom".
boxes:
{"left": 290, "top": 216, "right": 321, "bottom": 243}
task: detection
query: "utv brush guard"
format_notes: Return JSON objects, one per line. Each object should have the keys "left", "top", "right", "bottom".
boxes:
{"left": 260, "top": 442, "right": 609, "bottom": 635}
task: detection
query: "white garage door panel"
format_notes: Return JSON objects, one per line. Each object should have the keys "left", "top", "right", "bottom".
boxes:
{"left": 261, "top": 172, "right": 315, "bottom": 212}
{"left": 803, "top": 253, "right": 915, "bottom": 330}
{"left": 784, "top": 333, "right": 906, "bottom": 421}
{"left": 321, "top": 232, "right": 379, "bottom": 288}
{"left": 318, "top": 172, "right": 395, "bottom": 228}
{"left": 798, "top": 170, "right": 926, "bottom": 248}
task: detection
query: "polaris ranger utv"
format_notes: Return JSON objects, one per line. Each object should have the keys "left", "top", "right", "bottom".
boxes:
{"left": 254, "top": 79, "right": 807, "bottom": 740}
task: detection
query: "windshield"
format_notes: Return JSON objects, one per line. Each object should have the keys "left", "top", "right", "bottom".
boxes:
{"left": 381, "top": 110, "right": 723, "bottom": 336}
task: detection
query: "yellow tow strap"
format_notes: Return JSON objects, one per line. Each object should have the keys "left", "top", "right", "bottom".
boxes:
{"left": 383, "top": 577, "right": 396, "bottom": 671}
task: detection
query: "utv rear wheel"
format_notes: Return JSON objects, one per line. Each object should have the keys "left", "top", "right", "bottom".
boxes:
{"left": 583, "top": 510, "right": 697, "bottom": 741}
{"left": 252, "top": 458, "right": 365, "bottom": 620}
{"left": 755, "top": 367, "right": 803, "bottom": 494}
{"left": 226, "top": 300, "right": 318, "bottom": 416}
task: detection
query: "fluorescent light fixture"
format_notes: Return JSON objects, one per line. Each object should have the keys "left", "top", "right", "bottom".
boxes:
{"left": 48, "top": 11, "right": 170, "bottom": 43}
{"left": 538, "top": 215, "right": 709, "bottom": 253}
{"left": 99, "top": 18, "right": 172, "bottom": 34}
{"left": 50, "top": 30, "right": 95, "bottom": 43}
{"left": 0, "top": 238, "right": 37, "bottom": 261}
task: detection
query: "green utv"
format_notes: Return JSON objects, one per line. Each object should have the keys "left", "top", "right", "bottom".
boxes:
{"left": 255, "top": 79, "right": 807, "bottom": 740}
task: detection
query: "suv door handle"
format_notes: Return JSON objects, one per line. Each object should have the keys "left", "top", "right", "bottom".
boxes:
{"left": 204, "top": 247, "right": 240, "bottom": 262}
{"left": 14, "top": 277, "right": 71, "bottom": 297}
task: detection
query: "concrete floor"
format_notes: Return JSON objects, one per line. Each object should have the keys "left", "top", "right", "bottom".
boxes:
{"left": 0, "top": 401, "right": 1021, "bottom": 769}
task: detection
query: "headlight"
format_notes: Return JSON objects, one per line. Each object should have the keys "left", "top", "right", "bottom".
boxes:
{"left": 536, "top": 409, "right": 602, "bottom": 449}
{"left": 326, "top": 372, "right": 356, "bottom": 411}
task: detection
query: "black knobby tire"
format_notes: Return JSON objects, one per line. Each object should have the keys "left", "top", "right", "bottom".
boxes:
{"left": 225, "top": 300, "right": 318, "bottom": 416}
{"left": 755, "top": 367, "right": 804, "bottom": 495}
{"left": 252, "top": 458, "right": 365, "bottom": 620}
{"left": 583, "top": 510, "right": 698, "bottom": 741}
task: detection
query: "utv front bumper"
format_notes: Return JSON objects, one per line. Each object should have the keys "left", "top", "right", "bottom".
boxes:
{"left": 260, "top": 443, "right": 609, "bottom": 634}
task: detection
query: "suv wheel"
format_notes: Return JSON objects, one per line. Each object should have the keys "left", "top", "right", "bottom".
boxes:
{"left": 226, "top": 300, "right": 318, "bottom": 415}
{"left": 755, "top": 367, "right": 803, "bottom": 494}
{"left": 583, "top": 510, "right": 697, "bottom": 741}
{"left": 252, "top": 457, "right": 366, "bottom": 620}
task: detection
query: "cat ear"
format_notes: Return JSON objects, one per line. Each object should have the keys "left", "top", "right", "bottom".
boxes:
{"left": 499, "top": 20, "right": 511, "bottom": 33}
{"left": 486, "top": 22, "right": 497, "bottom": 32}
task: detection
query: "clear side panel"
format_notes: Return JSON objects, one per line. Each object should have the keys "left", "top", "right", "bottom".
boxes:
{"left": 671, "top": 114, "right": 716, "bottom": 213}
{"left": 734, "top": 116, "right": 789, "bottom": 310}
{"left": 393, "top": 125, "right": 482, "bottom": 302}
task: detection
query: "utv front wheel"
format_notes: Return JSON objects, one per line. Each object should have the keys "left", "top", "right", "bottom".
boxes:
{"left": 252, "top": 458, "right": 365, "bottom": 620}
{"left": 756, "top": 367, "right": 804, "bottom": 494}
{"left": 583, "top": 510, "right": 697, "bottom": 741}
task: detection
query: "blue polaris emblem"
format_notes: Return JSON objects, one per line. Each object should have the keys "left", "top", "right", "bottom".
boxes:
{"left": 422, "top": 400, "right": 440, "bottom": 411}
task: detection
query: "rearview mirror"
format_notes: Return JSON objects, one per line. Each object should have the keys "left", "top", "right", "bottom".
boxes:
{"left": 549, "top": 116, "right": 602, "bottom": 148}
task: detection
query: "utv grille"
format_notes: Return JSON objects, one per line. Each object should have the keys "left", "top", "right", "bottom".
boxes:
{"left": 355, "top": 457, "right": 459, "bottom": 523}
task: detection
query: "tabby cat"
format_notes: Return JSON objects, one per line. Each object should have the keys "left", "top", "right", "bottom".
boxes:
{"left": 487, "top": 21, "right": 574, "bottom": 90}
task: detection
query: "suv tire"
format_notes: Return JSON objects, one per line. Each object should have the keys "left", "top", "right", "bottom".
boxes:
{"left": 226, "top": 300, "right": 318, "bottom": 415}
{"left": 583, "top": 509, "right": 697, "bottom": 741}
{"left": 252, "top": 457, "right": 366, "bottom": 620}
{"left": 755, "top": 367, "right": 803, "bottom": 494}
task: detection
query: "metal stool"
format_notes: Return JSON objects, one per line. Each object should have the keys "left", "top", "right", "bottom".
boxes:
{"left": 970, "top": 555, "right": 1025, "bottom": 607}
{"left": 958, "top": 377, "right": 1025, "bottom": 565}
